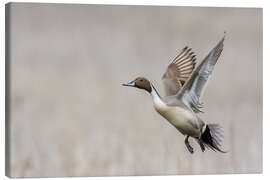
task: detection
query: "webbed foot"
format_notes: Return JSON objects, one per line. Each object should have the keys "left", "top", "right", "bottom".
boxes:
{"left": 185, "top": 136, "right": 194, "bottom": 154}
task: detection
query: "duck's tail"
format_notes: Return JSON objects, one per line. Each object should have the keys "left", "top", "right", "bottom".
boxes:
{"left": 200, "top": 124, "right": 226, "bottom": 153}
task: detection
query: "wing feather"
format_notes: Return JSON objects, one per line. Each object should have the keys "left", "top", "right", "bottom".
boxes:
{"left": 178, "top": 36, "right": 225, "bottom": 113}
{"left": 162, "top": 47, "right": 197, "bottom": 96}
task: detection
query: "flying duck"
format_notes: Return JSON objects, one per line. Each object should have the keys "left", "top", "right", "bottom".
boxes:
{"left": 123, "top": 36, "right": 225, "bottom": 154}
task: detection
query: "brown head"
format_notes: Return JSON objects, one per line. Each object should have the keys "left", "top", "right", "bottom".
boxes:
{"left": 122, "top": 77, "right": 152, "bottom": 93}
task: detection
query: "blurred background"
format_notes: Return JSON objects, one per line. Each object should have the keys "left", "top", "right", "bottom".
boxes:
{"left": 6, "top": 3, "right": 262, "bottom": 177}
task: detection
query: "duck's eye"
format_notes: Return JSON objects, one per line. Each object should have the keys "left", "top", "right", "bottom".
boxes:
{"left": 140, "top": 79, "right": 143, "bottom": 82}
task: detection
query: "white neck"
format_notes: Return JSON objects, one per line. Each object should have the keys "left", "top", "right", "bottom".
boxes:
{"left": 150, "top": 83, "right": 167, "bottom": 111}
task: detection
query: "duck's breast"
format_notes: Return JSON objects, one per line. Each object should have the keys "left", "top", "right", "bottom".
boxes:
{"left": 156, "top": 105, "right": 200, "bottom": 137}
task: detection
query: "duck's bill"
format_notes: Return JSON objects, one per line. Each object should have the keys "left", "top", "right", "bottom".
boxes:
{"left": 122, "top": 81, "right": 136, "bottom": 87}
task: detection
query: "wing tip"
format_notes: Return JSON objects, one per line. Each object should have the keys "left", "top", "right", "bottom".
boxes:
{"left": 214, "top": 32, "right": 226, "bottom": 53}
{"left": 220, "top": 31, "right": 226, "bottom": 44}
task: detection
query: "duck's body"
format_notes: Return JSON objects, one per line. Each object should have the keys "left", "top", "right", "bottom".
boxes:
{"left": 123, "top": 35, "right": 226, "bottom": 154}
{"left": 151, "top": 85, "right": 201, "bottom": 137}
{"left": 157, "top": 105, "right": 200, "bottom": 137}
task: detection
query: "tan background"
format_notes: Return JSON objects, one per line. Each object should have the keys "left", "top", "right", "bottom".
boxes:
{"left": 7, "top": 3, "right": 262, "bottom": 177}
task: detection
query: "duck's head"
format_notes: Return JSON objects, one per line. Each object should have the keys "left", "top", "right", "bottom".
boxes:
{"left": 122, "top": 77, "right": 152, "bottom": 93}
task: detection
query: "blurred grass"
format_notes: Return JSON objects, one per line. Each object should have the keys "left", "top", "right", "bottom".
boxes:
{"left": 7, "top": 3, "right": 262, "bottom": 177}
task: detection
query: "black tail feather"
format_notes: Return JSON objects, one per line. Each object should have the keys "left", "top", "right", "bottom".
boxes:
{"left": 201, "top": 124, "right": 226, "bottom": 153}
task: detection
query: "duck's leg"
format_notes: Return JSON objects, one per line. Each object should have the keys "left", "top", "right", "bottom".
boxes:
{"left": 185, "top": 136, "right": 194, "bottom": 154}
{"left": 196, "top": 138, "right": 205, "bottom": 152}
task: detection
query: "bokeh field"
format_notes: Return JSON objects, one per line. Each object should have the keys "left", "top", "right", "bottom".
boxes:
{"left": 6, "top": 3, "right": 262, "bottom": 177}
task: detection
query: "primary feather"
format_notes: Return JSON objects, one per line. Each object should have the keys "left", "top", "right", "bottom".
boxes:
{"left": 178, "top": 36, "right": 225, "bottom": 113}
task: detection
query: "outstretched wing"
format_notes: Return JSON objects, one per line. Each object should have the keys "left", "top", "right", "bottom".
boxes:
{"left": 162, "top": 47, "right": 197, "bottom": 96}
{"left": 178, "top": 36, "right": 225, "bottom": 113}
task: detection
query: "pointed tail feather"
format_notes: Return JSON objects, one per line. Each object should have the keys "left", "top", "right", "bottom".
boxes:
{"left": 201, "top": 124, "right": 226, "bottom": 153}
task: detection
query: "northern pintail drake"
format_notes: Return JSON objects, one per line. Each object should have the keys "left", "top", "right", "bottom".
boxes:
{"left": 123, "top": 35, "right": 226, "bottom": 154}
